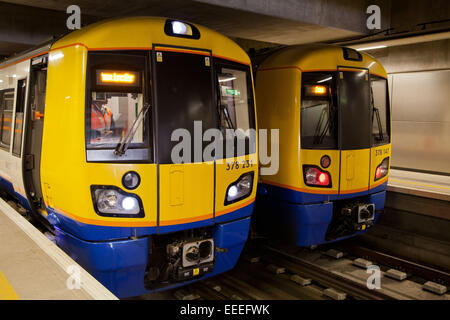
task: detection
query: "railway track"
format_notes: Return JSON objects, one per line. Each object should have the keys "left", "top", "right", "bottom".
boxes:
{"left": 339, "top": 243, "right": 450, "bottom": 287}
{"left": 158, "top": 239, "right": 449, "bottom": 301}
{"left": 4, "top": 192, "right": 445, "bottom": 301}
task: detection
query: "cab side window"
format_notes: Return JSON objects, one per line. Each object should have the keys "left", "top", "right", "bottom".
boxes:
{"left": 0, "top": 89, "right": 14, "bottom": 150}
{"left": 370, "top": 76, "right": 390, "bottom": 145}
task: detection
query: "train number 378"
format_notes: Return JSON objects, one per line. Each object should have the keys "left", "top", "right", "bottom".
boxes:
{"left": 226, "top": 160, "right": 254, "bottom": 171}
{"left": 375, "top": 148, "right": 390, "bottom": 156}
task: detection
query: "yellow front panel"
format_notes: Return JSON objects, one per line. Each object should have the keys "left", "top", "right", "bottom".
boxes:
{"left": 370, "top": 144, "right": 391, "bottom": 189}
{"left": 339, "top": 149, "right": 370, "bottom": 194}
{"left": 42, "top": 44, "right": 161, "bottom": 227}
{"left": 215, "top": 154, "right": 258, "bottom": 217}
{"left": 256, "top": 69, "right": 301, "bottom": 188}
{"left": 159, "top": 163, "right": 214, "bottom": 226}
{"left": 40, "top": 17, "right": 257, "bottom": 229}
{"left": 299, "top": 149, "right": 340, "bottom": 194}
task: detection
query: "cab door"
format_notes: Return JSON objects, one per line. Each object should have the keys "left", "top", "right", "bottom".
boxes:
{"left": 23, "top": 56, "right": 48, "bottom": 212}
{"left": 153, "top": 46, "right": 215, "bottom": 233}
{"left": 213, "top": 60, "right": 258, "bottom": 223}
{"left": 337, "top": 67, "right": 371, "bottom": 198}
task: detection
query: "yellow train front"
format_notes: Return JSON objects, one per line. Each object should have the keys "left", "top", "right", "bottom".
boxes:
{"left": 255, "top": 44, "right": 390, "bottom": 247}
{"left": 0, "top": 17, "right": 258, "bottom": 298}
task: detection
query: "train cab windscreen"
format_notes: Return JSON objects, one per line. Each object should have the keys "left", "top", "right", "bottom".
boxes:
{"left": 300, "top": 72, "right": 338, "bottom": 149}
{"left": 85, "top": 52, "right": 150, "bottom": 162}
{"left": 301, "top": 70, "right": 389, "bottom": 150}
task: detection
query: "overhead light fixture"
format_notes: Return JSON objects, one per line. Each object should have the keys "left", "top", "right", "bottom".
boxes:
{"left": 219, "top": 76, "right": 236, "bottom": 83}
{"left": 317, "top": 76, "right": 332, "bottom": 83}
{"left": 356, "top": 45, "right": 387, "bottom": 51}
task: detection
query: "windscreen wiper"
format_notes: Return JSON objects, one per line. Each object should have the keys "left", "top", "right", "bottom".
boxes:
{"left": 114, "top": 102, "right": 150, "bottom": 156}
{"left": 313, "top": 107, "right": 327, "bottom": 144}
{"left": 221, "top": 104, "right": 235, "bottom": 129}
{"left": 373, "top": 107, "right": 384, "bottom": 141}
{"left": 370, "top": 87, "right": 384, "bottom": 141}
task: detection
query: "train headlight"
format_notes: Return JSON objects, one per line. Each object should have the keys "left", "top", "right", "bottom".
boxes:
{"left": 98, "top": 190, "right": 118, "bottom": 209}
{"left": 225, "top": 172, "right": 254, "bottom": 205}
{"left": 172, "top": 21, "right": 188, "bottom": 34}
{"left": 121, "top": 196, "right": 138, "bottom": 211}
{"left": 303, "top": 165, "right": 332, "bottom": 187}
{"left": 164, "top": 19, "right": 200, "bottom": 39}
{"left": 170, "top": 21, "right": 193, "bottom": 36}
{"left": 91, "top": 186, "right": 144, "bottom": 217}
{"left": 122, "top": 171, "right": 140, "bottom": 190}
{"left": 375, "top": 157, "right": 389, "bottom": 181}
{"left": 320, "top": 155, "right": 331, "bottom": 169}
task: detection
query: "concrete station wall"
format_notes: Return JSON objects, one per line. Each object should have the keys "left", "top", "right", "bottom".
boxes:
{"left": 371, "top": 39, "right": 450, "bottom": 174}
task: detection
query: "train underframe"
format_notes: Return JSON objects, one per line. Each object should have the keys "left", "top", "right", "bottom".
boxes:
{"left": 51, "top": 211, "right": 252, "bottom": 298}
{"left": 0, "top": 175, "right": 253, "bottom": 298}
{"left": 254, "top": 183, "right": 387, "bottom": 247}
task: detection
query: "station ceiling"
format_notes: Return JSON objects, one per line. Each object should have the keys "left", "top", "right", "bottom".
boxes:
{"left": 0, "top": 0, "right": 448, "bottom": 59}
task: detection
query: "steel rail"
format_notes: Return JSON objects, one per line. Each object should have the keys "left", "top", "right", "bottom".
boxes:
{"left": 262, "top": 245, "right": 397, "bottom": 300}
{"left": 340, "top": 244, "right": 450, "bottom": 286}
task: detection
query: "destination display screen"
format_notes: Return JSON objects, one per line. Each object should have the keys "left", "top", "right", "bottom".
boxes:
{"left": 94, "top": 69, "right": 141, "bottom": 91}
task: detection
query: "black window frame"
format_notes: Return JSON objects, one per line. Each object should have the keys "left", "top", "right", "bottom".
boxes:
{"left": 337, "top": 66, "right": 371, "bottom": 150}
{"left": 85, "top": 50, "right": 153, "bottom": 163}
{"left": 213, "top": 57, "right": 257, "bottom": 158}
{"left": 300, "top": 71, "right": 339, "bottom": 150}
{"left": 0, "top": 88, "right": 15, "bottom": 151}
{"left": 12, "top": 78, "right": 27, "bottom": 156}
{"left": 370, "top": 74, "right": 391, "bottom": 146}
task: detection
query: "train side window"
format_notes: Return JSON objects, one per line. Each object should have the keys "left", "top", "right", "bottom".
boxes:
{"left": 0, "top": 88, "right": 15, "bottom": 150}
{"left": 217, "top": 68, "right": 251, "bottom": 132}
{"left": 300, "top": 72, "right": 338, "bottom": 149}
{"left": 215, "top": 62, "right": 256, "bottom": 157}
{"left": 370, "top": 76, "right": 390, "bottom": 145}
{"left": 12, "top": 79, "right": 26, "bottom": 156}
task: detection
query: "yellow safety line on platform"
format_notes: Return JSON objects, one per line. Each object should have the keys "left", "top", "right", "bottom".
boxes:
{"left": 389, "top": 178, "right": 450, "bottom": 191}
{"left": 0, "top": 270, "right": 19, "bottom": 300}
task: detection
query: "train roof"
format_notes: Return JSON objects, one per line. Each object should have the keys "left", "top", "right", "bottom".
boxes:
{"left": 0, "top": 17, "right": 250, "bottom": 71}
{"left": 258, "top": 44, "right": 387, "bottom": 78}
{"left": 0, "top": 40, "right": 52, "bottom": 70}
{"left": 52, "top": 16, "right": 250, "bottom": 65}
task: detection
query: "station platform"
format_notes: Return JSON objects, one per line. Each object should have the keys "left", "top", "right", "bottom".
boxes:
{"left": 0, "top": 198, "right": 117, "bottom": 300}
{"left": 387, "top": 169, "right": 450, "bottom": 202}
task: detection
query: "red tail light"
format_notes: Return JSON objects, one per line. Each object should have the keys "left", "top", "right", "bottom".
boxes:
{"left": 303, "top": 166, "right": 331, "bottom": 187}
{"left": 375, "top": 157, "right": 389, "bottom": 181}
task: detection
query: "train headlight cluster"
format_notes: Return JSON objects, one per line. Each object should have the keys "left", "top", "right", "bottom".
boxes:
{"left": 303, "top": 165, "right": 332, "bottom": 187}
{"left": 225, "top": 172, "right": 254, "bottom": 205}
{"left": 91, "top": 186, "right": 144, "bottom": 217}
{"left": 375, "top": 157, "right": 389, "bottom": 181}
